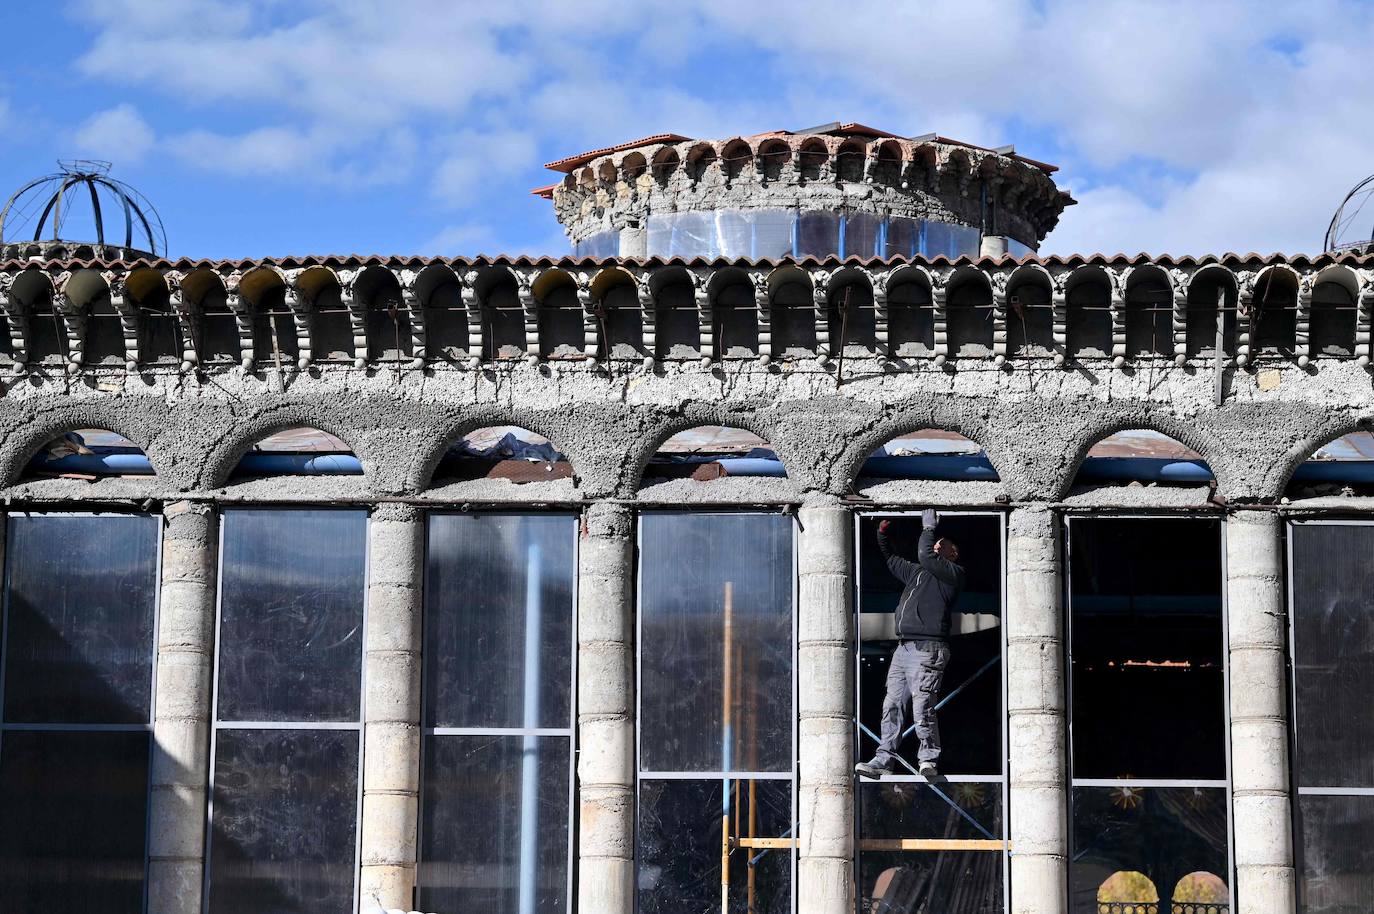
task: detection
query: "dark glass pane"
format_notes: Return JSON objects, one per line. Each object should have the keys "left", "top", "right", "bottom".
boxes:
{"left": 857, "top": 516, "right": 1003, "bottom": 776}
{"left": 1068, "top": 518, "right": 1225, "bottom": 781}
{"left": 217, "top": 510, "right": 366, "bottom": 723}
{"left": 844, "top": 213, "right": 881, "bottom": 259}
{"left": 4, "top": 513, "right": 158, "bottom": 724}
{"left": 885, "top": 218, "right": 920, "bottom": 259}
{"left": 207, "top": 728, "right": 359, "bottom": 914}
{"left": 1291, "top": 523, "right": 1374, "bottom": 787}
{"left": 0, "top": 729, "right": 149, "bottom": 912}
{"left": 424, "top": 514, "right": 574, "bottom": 730}
{"left": 796, "top": 212, "right": 838, "bottom": 258}
{"left": 419, "top": 735, "right": 570, "bottom": 913}
{"left": 1297, "top": 793, "right": 1374, "bottom": 913}
{"left": 1070, "top": 787, "right": 1228, "bottom": 914}
{"left": 857, "top": 780, "right": 1003, "bottom": 914}
{"left": 639, "top": 513, "right": 793, "bottom": 773}
{"left": 638, "top": 778, "right": 791, "bottom": 914}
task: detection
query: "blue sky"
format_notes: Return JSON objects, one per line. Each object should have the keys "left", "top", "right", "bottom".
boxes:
{"left": 2, "top": 0, "right": 1373, "bottom": 260}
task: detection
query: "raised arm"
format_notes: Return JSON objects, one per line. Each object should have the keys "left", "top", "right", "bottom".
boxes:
{"left": 917, "top": 515, "right": 964, "bottom": 587}
{"left": 876, "top": 520, "right": 919, "bottom": 585}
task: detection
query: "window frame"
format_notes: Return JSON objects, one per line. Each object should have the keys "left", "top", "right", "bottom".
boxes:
{"left": 633, "top": 508, "right": 799, "bottom": 912}
{"left": 415, "top": 509, "right": 579, "bottom": 913}
{"left": 202, "top": 506, "right": 369, "bottom": 914}
{"left": 851, "top": 508, "right": 1010, "bottom": 913}
{"left": 0, "top": 509, "right": 163, "bottom": 914}
{"left": 1063, "top": 512, "right": 1236, "bottom": 909}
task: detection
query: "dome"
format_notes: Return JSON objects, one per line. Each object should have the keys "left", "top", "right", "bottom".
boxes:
{"left": 0, "top": 159, "right": 167, "bottom": 260}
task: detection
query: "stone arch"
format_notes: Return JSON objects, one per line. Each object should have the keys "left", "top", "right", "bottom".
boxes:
{"left": 414, "top": 262, "right": 464, "bottom": 361}
{"left": 355, "top": 265, "right": 411, "bottom": 362}
{"left": 470, "top": 264, "right": 525, "bottom": 360}
{"left": 589, "top": 266, "right": 643, "bottom": 359}
{"left": 16, "top": 427, "right": 155, "bottom": 483}
{"left": 180, "top": 268, "right": 238, "bottom": 364}
{"left": 706, "top": 266, "right": 756, "bottom": 359}
{"left": 1061, "top": 419, "right": 1224, "bottom": 498}
{"left": 757, "top": 139, "right": 790, "bottom": 181}
{"left": 1184, "top": 265, "right": 1237, "bottom": 361}
{"left": 1, "top": 410, "right": 163, "bottom": 487}
{"left": 427, "top": 423, "right": 573, "bottom": 489}
{"left": 827, "top": 267, "right": 875, "bottom": 354}
{"left": 1310, "top": 264, "right": 1360, "bottom": 359}
{"left": 10, "top": 269, "right": 63, "bottom": 363}
{"left": 295, "top": 265, "right": 353, "bottom": 363}
{"left": 835, "top": 138, "right": 866, "bottom": 182}
{"left": 648, "top": 265, "right": 699, "bottom": 359}
{"left": 126, "top": 267, "right": 180, "bottom": 365}
{"left": 1278, "top": 422, "right": 1374, "bottom": 500}
{"left": 837, "top": 410, "right": 1001, "bottom": 494}
{"left": 66, "top": 268, "right": 124, "bottom": 366}
{"left": 720, "top": 138, "right": 752, "bottom": 181}
{"left": 596, "top": 160, "right": 616, "bottom": 184}
{"left": 685, "top": 142, "right": 717, "bottom": 182}
{"left": 1124, "top": 264, "right": 1174, "bottom": 359}
{"left": 239, "top": 265, "right": 296, "bottom": 365}
{"left": 415, "top": 412, "right": 579, "bottom": 492}
{"left": 1065, "top": 265, "right": 1113, "bottom": 360}
{"left": 872, "top": 139, "right": 903, "bottom": 185}
{"left": 768, "top": 265, "right": 815, "bottom": 357}
{"left": 620, "top": 152, "right": 647, "bottom": 182}
{"left": 201, "top": 412, "right": 368, "bottom": 488}
{"left": 531, "top": 267, "right": 585, "bottom": 359}
{"left": 633, "top": 418, "right": 785, "bottom": 491}
{"left": 885, "top": 265, "right": 935, "bottom": 358}
{"left": 946, "top": 266, "right": 993, "bottom": 357}
{"left": 1006, "top": 263, "right": 1054, "bottom": 358}
{"left": 1251, "top": 264, "right": 1299, "bottom": 359}
{"left": 651, "top": 147, "right": 680, "bottom": 185}
{"left": 798, "top": 138, "right": 828, "bottom": 181}
{"left": 577, "top": 166, "right": 595, "bottom": 189}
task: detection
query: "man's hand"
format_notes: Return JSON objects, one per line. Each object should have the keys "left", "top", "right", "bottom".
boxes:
{"left": 921, "top": 508, "right": 938, "bottom": 529}
{"left": 878, "top": 519, "right": 891, "bottom": 533}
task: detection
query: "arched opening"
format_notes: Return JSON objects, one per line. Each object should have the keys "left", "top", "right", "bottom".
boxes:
{"left": 649, "top": 268, "right": 699, "bottom": 360}
{"left": 828, "top": 270, "right": 876, "bottom": 355}
{"left": 708, "top": 269, "right": 757, "bottom": 359}
{"left": 298, "top": 267, "right": 353, "bottom": 362}
{"left": 432, "top": 426, "right": 571, "bottom": 485}
{"left": 757, "top": 140, "right": 790, "bottom": 181}
{"left": 1170, "top": 871, "right": 1228, "bottom": 909}
{"left": 12, "top": 271, "right": 64, "bottom": 363}
{"left": 590, "top": 268, "right": 644, "bottom": 359}
{"left": 1125, "top": 268, "right": 1173, "bottom": 360}
{"left": 721, "top": 139, "right": 752, "bottom": 181}
{"left": 857, "top": 429, "right": 997, "bottom": 484}
{"left": 886, "top": 269, "right": 934, "bottom": 358}
{"left": 181, "top": 269, "right": 238, "bottom": 364}
{"left": 1007, "top": 268, "right": 1054, "bottom": 358}
{"left": 472, "top": 267, "right": 525, "bottom": 360}
{"left": 577, "top": 167, "right": 595, "bottom": 189}
{"left": 127, "top": 268, "right": 180, "bottom": 365}
{"left": 1097, "top": 871, "right": 1159, "bottom": 913}
{"left": 1066, "top": 269, "right": 1112, "bottom": 361}
{"left": 356, "top": 266, "right": 412, "bottom": 362}
{"left": 596, "top": 160, "right": 616, "bottom": 185}
{"left": 947, "top": 270, "right": 993, "bottom": 358}
{"left": 769, "top": 268, "right": 816, "bottom": 357}
{"left": 835, "top": 139, "right": 866, "bottom": 182}
{"left": 1286, "top": 430, "right": 1374, "bottom": 499}
{"left": 641, "top": 426, "right": 783, "bottom": 488}
{"left": 240, "top": 267, "right": 297, "bottom": 366}
{"left": 686, "top": 144, "right": 717, "bottom": 183}
{"left": 230, "top": 426, "right": 359, "bottom": 479}
{"left": 798, "top": 139, "right": 828, "bottom": 181}
{"left": 533, "top": 271, "right": 585, "bottom": 359}
{"left": 1251, "top": 267, "right": 1297, "bottom": 359}
{"left": 415, "top": 264, "right": 464, "bottom": 361}
{"left": 651, "top": 148, "right": 680, "bottom": 185}
{"left": 872, "top": 140, "right": 902, "bottom": 185}
{"left": 1072, "top": 429, "right": 1210, "bottom": 488}
{"left": 1310, "top": 269, "right": 1359, "bottom": 359}
{"left": 621, "top": 152, "right": 647, "bottom": 182}
{"left": 21, "top": 429, "right": 152, "bottom": 480}
{"left": 1185, "top": 269, "right": 1237, "bottom": 361}
{"left": 69, "top": 271, "right": 124, "bottom": 365}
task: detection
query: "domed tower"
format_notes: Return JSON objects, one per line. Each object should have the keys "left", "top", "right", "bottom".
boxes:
{"left": 0, "top": 159, "right": 167, "bottom": 261}
{"left": 537, "top": 123, "right": 1073, "bottom": 260}
{"left": 1325, "top": 172, "right": 1374, "bottom": 254}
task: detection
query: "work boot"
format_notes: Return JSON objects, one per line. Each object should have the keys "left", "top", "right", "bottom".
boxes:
{"left": 918, "top": 761, "right": 938, "bottom": 778}
{"left": 855, "top": 758, "right": 893, "bottom": 779}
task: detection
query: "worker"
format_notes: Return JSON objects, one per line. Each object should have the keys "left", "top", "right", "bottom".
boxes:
{"left": 856, "top": 509, "right": 964, "bottom": 779}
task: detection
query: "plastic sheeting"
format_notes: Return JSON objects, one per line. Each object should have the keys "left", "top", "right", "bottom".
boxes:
{"left": 644, "top": 210, "right": 983, "bottom": 260}
{"left": 572, "top": 229, "right": 619, "bottom": 259}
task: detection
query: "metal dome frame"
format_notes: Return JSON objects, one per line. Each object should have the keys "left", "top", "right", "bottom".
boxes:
{"left": 1324, "top": 172, "right": 1374, "bottom": 253}
{"left": 0, "top": 160, "right": 167, "bottom": 257}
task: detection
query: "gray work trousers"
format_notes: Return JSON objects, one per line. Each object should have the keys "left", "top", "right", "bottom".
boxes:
{"left": 874, "top": 639, "right": 949, "bottom": 766}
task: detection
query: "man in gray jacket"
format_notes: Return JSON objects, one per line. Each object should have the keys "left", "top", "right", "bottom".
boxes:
{"left": 856, "top": 509, "right": 965, "bottom": 779}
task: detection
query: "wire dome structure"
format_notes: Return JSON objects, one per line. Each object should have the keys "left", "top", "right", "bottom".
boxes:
{"left": 1325, "top": 173, "right": 1374, "bottom": 254}
{"left": 0, "top": 160, "right": 167, "bottom": 258}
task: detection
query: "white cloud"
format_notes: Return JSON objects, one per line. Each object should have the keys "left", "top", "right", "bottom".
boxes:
{"left": 72, "top": 104, "right": 155, "bottom": 163}
{"left": 432, "top": 130, "right": 539, "bottom": 205}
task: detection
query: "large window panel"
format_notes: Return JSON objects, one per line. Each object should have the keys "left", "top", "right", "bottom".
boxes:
{"left": 419, "top": 513, "right": 576, "bottom": 914}
{"left": 1066, "top": 517, "right": 1230, "bottom": 914}
{"left": 637, "top": 512, "right": 795, "bottom": 914}
{"left": 207, "top": 508, "right": 367, "bottom": 914}
{"left": 1290, "top": 521, "right": 1374, "bottom": 913}
{"left": 854, "top": 512, "right": 1007, "bottom": 913}
{"left": 0, "top": 512, "right": 159, "bottom": 912}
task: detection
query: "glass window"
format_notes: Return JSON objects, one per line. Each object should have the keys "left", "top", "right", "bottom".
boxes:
{"left": 1289, "top": 521, "right": 1374, "bottom": 912}
{"left": 886, "top": 217, "right": 921, "bottom": 259}
{"left": 854, "top": 512, "right": 1007, "bottom": 912}
{"left": 207, "top": 509, "right": 367, "bottom": 913}
{"left": 843, "top": 213, "right": 882, "bottom": 259}
{"left": 796, "top": 212, "right": 839, "bottom": 259}
{"left": 637, "top": 512, "right": 795, "bottom": 913}
{"left": 419, "top": 513, "right": 575, "bottom": 914}
{"left": 1066, "top": 517, "right": 1229, "bottom": 914}
{"left": 0, "top": 513, "right": 159, "bottom": 911}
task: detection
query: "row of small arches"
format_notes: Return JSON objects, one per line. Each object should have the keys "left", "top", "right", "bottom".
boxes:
{"left": 1, "top": 261, "right": 1368, "bottom": 371}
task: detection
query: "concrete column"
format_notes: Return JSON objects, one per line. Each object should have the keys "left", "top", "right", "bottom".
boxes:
{"left": 1006, "top": 505, "right": 1067, "bottom": 914}
{"left": 359, "top": 504, "right": 423, "bottom": 911}
{"left": 1226, "top": 511, "right": 1296, "bottom": 914}
{"left": 577, "top": 502, "right": 635, "bottom": 914}
{"left": 796, "top": 500, "right": 852, "bottom": 914}
{"left": 980, "top": 234, "right": 1010, "bottom": 258}
{"left": 147, "top": 501, "right": 218, "bottom": 914}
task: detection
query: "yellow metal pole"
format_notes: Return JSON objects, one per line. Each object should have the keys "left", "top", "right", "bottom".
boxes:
{"left": 721, "top": 580, "right": 734, "bottom": 914}
{"left": 747, "top": 778, "right": 758, "bottom": 913}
